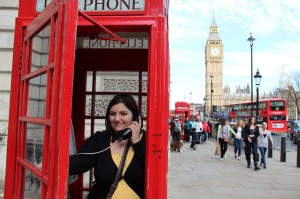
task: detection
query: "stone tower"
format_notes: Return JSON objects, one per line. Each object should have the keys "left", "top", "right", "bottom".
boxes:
{"left": 205, "top": 13, "right": 224, "bottom": 116}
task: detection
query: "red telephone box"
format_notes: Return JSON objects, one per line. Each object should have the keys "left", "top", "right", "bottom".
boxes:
{"left": 4, "top": 0, "right": 169, "bottom": 198}
{"left": 174, "top": 101, "right": 190, "bottom": 139}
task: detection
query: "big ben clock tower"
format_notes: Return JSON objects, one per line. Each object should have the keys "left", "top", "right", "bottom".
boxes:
{"left": 205, "top": 14, "right": 224, "bottom": 116}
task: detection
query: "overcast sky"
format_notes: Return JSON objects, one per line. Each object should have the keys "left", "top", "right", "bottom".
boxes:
{"left": 169, "top": 0, "right": 300, "bottom": 109}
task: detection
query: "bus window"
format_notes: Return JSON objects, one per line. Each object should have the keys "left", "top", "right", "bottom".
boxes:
{"left": 270, "top": 101, "right": 285, "bottom": 110}
{"left": 269, "top": 115, "right": 286, "bottom": 120}
{"left": 259, "top": 102, "right": 266, "bottom": 110}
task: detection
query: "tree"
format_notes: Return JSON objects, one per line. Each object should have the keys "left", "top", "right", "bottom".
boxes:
{"left": 276, "top": 70, "right": 300, "bottom": 119}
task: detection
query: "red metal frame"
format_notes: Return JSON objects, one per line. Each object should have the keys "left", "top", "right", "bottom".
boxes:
{"left": 5, "top": 1, "right": 170, "bottom": 198}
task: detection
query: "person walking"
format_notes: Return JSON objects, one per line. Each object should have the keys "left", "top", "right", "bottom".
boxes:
{"left": 195, "top": 117, "right": 203, "bottom": 144}
{"left": 233, "top": 120, "right": 244, "bottom": 160}
{"left": 201, "top": 120, "right": 210, "bottom": 143}
{"left": 258, "top": 122, "right": 274, "bottom": 169}
{"left": 244, "top": 117, "right": 261, "bottom": 170}
{"left": 190, "top": 117, "right": 197, "bottom": 149}
{"left": 170, "top": 115, "right": 182, "bottom": 142}
{"left": 183, "top": 117, "right": 192, "bottom": 143}
{"left": 216, "top": 119, "right": 237, "bottom": 161}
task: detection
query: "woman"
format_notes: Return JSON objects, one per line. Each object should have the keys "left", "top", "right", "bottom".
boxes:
{"left": 216, "top": 119, "right": 237, "bottom": 161}
{"left": 258, "top": 122, "right": 274, "bottom": 169}
{"left": 183, "top": 117, "right": 192, "bottom": 143}
{"left": 233, "top": 120, "right": 244, "bottom": 160}
{"left": 69, "top": 94, "right": 145, "bottom": 199}
{"left": 244, "top": 117, "right": 260, "bottom": 170}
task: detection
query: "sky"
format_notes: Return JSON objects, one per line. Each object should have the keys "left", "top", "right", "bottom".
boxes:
{"left": 168, "top": 0, "right": 300, "bottom": 109}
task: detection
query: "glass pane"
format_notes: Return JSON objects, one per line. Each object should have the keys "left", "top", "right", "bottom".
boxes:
{"left": 85, "top": 119, "right": 91, "bottom": 140}
{"left": 24, "top": 169, "right": 41, "bottom": 198}
{"left": 142, "top": 72, "right": 148, "bottom": 92}
{"left": 31, "top": 23, "right": 50, "bottom": 72}
{"left": 27, "top": 73, "right": 48, "bottom": 117}
{"left": 85, "top": 95, "right": 92, "bottom": 116}
{"left": 95, "top": 71, "right": 139, "bottom": 92}
{"left": 94, "top": 119, "right": 106, "bottom": 132}
{"left": 141, "top": 95, "right": 147, "bottom": 118}
{"left": 86, "top": 71, "right": 93, "bottom": 92}
{"left": 36, "top": 0, "right": 52, "bottom": 12}
{"left": 25, "top": 123, "right": 44, "bottom": 167}
{"left": 94, "top": 95, "right": 115, "bottom": 116}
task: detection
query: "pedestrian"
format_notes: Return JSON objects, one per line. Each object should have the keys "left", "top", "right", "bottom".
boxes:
{"left": 190, "top": 117, "right": 198, "bottom": 149}
{"left": 170, "top": 115, "right": 182, "bottom": 142}
{"left": 207, "top": 119, "right": 213, "bottom": 140}
{"left": 69, "top": 94, "right": 145, "bottom": 198}
{"left": 216, "top": 118, "right": 237, "bottom": 161}
{"left": 195, "top": 117, "right": 203, "bottom": 144}
{"left": 183, "top": 117, "right": 192, "bottom": 143}
{"left": 201, "top": 120, "right": 210, "bottom": 143}
{"left": 258, "top": 122, "right": 274, "bottom": 169}
{"left": 244, "top": 117, "right": 261, "bottom": 170}
{"left": 233, "top": 120, "right": 244, "bottom": 160}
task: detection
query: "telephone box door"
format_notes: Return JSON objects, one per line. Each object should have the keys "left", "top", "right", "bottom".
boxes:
{"left": 4, "top": 0, "right": 78, "bottom": 198}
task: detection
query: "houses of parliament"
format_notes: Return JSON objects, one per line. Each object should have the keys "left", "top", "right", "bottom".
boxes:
{"left": 204, "top": 14, "right": 273, "bottom": 116}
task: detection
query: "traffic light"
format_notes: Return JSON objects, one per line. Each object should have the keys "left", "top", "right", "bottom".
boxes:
{"left": 213, "top": 105, "right": 217, "bottom": 112}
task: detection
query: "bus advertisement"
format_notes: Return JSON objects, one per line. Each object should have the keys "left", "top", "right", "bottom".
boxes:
{"left": 226, "top": 98, "right": 287, "bottom": 133}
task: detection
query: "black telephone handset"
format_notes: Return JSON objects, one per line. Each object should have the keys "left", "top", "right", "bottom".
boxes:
{"left": 117, "top": 111, "right": 139, "bottom": 141}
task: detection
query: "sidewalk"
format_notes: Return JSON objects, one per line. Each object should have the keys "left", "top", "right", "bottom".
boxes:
{"left": 168, "top": 139, "right": 300, "bottom": 199}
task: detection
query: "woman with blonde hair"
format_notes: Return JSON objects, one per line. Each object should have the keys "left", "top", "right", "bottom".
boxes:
{"left": 258, "top": 122, "right": 274, "bottom": 169}
{"left": 233, "top": 120, "right": 244, "bottom": 160}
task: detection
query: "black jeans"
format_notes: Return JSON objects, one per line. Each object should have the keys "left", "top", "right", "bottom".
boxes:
{"left": 190, "top": 131, "right": 198, "bottom": 148}
{"left": 245, "top": 141, "right": 259, "bottom": 162}
{"left": 172, "top": 131, "right": 181, "bottom": 141}
{"left": 218, "top": 138, "right": 228, "bottom": 158}
{"left": 184, "top": 129, "right": 191, "bottom": 142}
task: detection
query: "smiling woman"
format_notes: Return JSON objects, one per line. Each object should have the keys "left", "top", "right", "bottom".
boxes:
{"left": 69, "top": 94, "right": 146, "bottom": 199}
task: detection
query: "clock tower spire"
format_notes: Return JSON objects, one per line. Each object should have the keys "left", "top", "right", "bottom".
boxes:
{"left": 205, "top": 13, "right": 224, "bottom": 117}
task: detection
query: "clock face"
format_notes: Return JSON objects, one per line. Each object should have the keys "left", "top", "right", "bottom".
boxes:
{"left": 211, "top": 47, "right": 220, "bottom": 56}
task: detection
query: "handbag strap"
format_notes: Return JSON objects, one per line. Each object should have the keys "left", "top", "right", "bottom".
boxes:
{"left": 106, "top": 138, "right": 131, "bottom": 199}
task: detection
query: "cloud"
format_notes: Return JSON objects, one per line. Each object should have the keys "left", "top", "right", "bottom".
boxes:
{"left": 169, "top": 0, "right": 300, "bottom": 109}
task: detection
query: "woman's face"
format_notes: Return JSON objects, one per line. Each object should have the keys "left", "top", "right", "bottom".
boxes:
{"left": 250, "top": 117, "right": 256, "bottom": 124}
{"left": 109, "top": 103, "right": 133, "bottom": 132}
{"left": 262, "top": 124, "right": 267, "bottom": 129}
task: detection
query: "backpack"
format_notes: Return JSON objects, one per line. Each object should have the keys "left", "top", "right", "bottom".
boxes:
{"left": 173, "top": 121, "right": 181, "bottom": 132}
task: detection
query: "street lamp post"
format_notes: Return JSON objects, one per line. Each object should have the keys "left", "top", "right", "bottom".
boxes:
{"left": 247, "top": 33, "right": 255, "bottom": 117}
{"left": 210, "top": 74, "right": 214, "bottom": 118}
{"left": 203, "top": 97, "right": 207, "bottom": 119}
{"left": 254, "top": 69, "right": 262, "bottom": 122}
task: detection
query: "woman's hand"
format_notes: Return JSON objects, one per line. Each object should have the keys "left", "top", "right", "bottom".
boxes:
{"left": 128, "top": 116, "right": 142, "bottom": 144}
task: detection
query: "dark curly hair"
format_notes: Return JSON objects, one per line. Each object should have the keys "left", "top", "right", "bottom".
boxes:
{"left": 105, "top": 94, "right": 143, "bottom": 142}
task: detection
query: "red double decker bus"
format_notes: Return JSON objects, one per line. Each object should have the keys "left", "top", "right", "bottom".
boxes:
{"left": 226, "top": 98, "right": 287, "bottom": 133}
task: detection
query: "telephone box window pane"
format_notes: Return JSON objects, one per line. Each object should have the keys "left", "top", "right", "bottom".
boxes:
{"left": 31, "top": 23, "right": 50, "bottom": 72}
{"left": 25, "top": 123, "right": 44, "bottom": 166}
{"left": 141, "top": 96, "right": 147, "bottom": 118}
{"left": 94, "top": 95, "right": 114, "bottom": 116}
{"left": 85, "top": 119, "right": 91, "bottom": 139}
{"left": 27, "top": 73, "right": 48, "bottom": 118}
{"left": 36, "top": 0, "right": 52, "bottom": 12}
{"left": 95, "top": 71, "right": 139, "bottom": 92}
{"left": 94, "top": 119, "right": 105, "bottom": 132}
{"left": 85, "top": 95, "right": 92, "bottom": 116}
{"left": 142, "top": 72, "right": 148, "bottom": 92}
{"left": 24, "top": 169, "right": 42, "bottom": 197}
{"left": 86, "top": 71, "right": 93, "bottom": 92}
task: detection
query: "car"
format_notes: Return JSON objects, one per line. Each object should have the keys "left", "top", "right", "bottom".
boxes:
{"left": 289, "top": 121, "right": 300, "bottom": 144}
